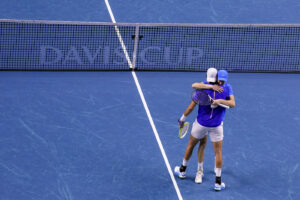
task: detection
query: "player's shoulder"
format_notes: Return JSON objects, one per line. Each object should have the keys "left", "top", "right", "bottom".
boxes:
{"left": 223, "top": 83, "right": 234, "bottom": 96}
{"left": 223, "top": 82, "right": 232, "bottom": 87}
{"left": 223, "top": 83, "right": 233, "bottom": 90}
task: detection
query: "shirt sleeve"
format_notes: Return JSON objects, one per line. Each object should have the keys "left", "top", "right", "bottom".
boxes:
{"left": 227, "top": 83, "right": 234, "bottom": 96}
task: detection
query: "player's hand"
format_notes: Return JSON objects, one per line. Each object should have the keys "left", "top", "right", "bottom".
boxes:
{"left": 212, "top": 85, "right": 223, "bottom": 93}
{"left": 212, "top": 99, "right": 222, "bottom": 105}
{"left": 211, "top": 104, "right": 218, "bottom": 109}
{"left": 178, "top": 120, "right": 184, "bottom": 128}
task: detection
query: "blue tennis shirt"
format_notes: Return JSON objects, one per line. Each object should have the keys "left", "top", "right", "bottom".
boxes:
{"left": 196, "top": 82, "right": 233, "bottom": 127}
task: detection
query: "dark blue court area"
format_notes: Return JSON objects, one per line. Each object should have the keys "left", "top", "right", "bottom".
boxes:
{"left": 0, "top": 71, "right": 299, "bottom": 200}
{"left": 2, "top": 0, "right": 300, "bottom": 23}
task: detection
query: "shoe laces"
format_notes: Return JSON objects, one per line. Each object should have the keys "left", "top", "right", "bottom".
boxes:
{"left": 196, "top": 170, "right": 203, "bottom": 176}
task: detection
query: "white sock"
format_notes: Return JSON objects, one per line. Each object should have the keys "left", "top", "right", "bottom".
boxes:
{"left": 182, "top": 159, "right": 188, "bottom": 166}
{"left": 215, "top": 168, "right": 222, "bottom": 177}
{"left": 197, "top": 162, "right": 203, "bottom": 171}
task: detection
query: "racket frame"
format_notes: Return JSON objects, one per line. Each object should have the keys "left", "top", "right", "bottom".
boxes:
{"left": 193, "top": 89, "right": 230, "bottom": 109}
{"left": 178, "top": 122, "right": 190, "bottom": 139}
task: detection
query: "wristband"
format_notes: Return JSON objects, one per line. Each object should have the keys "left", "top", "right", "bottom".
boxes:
{"left": 180, "top": 114, "right": 186, "bottom": 121}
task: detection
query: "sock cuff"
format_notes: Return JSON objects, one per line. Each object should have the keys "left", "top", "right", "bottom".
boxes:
{"left": 215, "top": 168, "right": 222, "bottom": 177}
{"left": 182, "top": 159, "right": 188, "bottom": 166}
{"left": 197, "top": 162, "right": 203, "bottom": 170}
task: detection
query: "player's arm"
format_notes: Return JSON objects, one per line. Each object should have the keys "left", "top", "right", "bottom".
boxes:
{"left": 192, "top": 82, "right": 223, "bottom": 93}
{"left": 178, "top": 101, "right": 197, "bottom": 128}
{"left": 213, "top": 95, "right": 236, "bottom": 108}
{"left": 183, "top": 101, "right": 197, "bottom": 116}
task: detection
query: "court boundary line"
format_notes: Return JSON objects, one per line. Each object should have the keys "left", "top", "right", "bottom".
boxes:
{"left": 104, "top": 1, "right": 183, "bottom": 200}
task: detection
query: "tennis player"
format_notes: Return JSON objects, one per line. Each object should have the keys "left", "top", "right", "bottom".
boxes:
{"left": 174, "top": 68, "right": 220, "bottom": 183}
{"left": 175, "top": 69, "right": 235, "bottom": 191}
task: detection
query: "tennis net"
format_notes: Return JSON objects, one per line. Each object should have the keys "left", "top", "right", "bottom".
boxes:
{"left": 1, "top": 19, "right": 300, "bottom": 72}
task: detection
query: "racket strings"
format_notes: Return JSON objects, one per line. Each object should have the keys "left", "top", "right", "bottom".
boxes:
{"left": 179, "top": 122, "right": 190, "bottom": 138}
{"left": 192, "top": 90, "right": 212, "bottom": 105}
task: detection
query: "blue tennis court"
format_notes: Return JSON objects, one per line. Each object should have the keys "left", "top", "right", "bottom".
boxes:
{"left": 0, "top": 71, "right": 299, "bottom": 200}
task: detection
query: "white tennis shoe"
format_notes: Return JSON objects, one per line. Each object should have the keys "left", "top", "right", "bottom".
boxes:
{"left": 195, "top": 169, "right": 204, "bottom": 184}
{"left": 174, "top": 166, "right": 186, "bottom": 179}
{"left": 214, "top": 182, "right": 226, "bottom": 191}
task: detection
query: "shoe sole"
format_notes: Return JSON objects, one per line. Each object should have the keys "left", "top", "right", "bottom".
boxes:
{"left": 214, "top": 187, "right": 225, "bottom": 191}
{"left": 214, "top": 188, "right": 224, "bottom": 191}
{"left": 195, "top": 177, "right": 202, "bottom": 184}
{"left": 174, "top": 166, "right": 186, "bottom": 179}
{"left": 174, "top": 171, "right": 186, "bottom": 179}
{"left": 195, "top": 173, "right": 203, "bottom": 184}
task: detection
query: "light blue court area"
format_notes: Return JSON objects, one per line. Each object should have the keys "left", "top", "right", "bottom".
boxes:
{"left": 0, "top": 0, "right": 111, "bottom": 22}
{"left": 108, "top": 0, "right": 300, "bottom": 23}
{"left": 0, "top": 71, "right": 300, "bottom": 200}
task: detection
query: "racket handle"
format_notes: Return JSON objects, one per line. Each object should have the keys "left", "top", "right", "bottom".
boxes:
{"left": 178, "top": 119, "right": 184, "bottom": 128}
{"left": 219, "top": 103, "right": 230, "bottom": 109}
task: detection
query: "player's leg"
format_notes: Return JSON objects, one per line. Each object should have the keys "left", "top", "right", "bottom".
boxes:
{"left": 197, "top": 136, "right": 207, "bottom": 164}
{"left": 174, "top": 135, "right": 199, "bottom": 178}
{"left": 195, "top": 136, "right": 207, "bottom": 183}
{"left": 209, "top": 124, "right": 225, "bottom": 190}
{"left": 184, "top": 135, "right": 200, "bottom": 160}
{"left": 212, "top": 140, "right": 225, "bottom": 189}
{"left": 175, "top": 120, "right": 207, "bottom": 179}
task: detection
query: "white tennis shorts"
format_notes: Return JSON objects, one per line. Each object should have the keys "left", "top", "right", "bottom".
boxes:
{"left": 191, "top": 120, "right": 223, "bottom": 142}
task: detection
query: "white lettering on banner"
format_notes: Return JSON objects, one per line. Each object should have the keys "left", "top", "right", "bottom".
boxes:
{"left": 103, "top": 46, "right": 110, "bottom": 65}
{"left": 113, "top": 47, "right": 127, "bottom": 65}
{"left": 186, "top": 48, "right": 203, "bottom": 65}
{"left": 164, "top": 47, "right": 183, "bottom": 64}
{"left": 40, "top": 46, "right": 63, "bottom": 65}
{"left": 63, "top": 46, "right": 83, "bottom": 65}
{"left": 140, "top": 46, "right": 161, "bottom": 65}
{"left": 39, "top": 45, "right": 204, "bottom": 66}
{"left": 82, "top": 46, "right": 102, "bottom": 64}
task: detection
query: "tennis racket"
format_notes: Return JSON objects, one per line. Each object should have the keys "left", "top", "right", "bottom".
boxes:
{"left": 191, "top": 89, "right": 230, "bottom": 109}
{"left": 178, "top": 122, "right": 190, "bottom": 139}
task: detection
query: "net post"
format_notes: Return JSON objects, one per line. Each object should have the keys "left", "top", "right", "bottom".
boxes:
{"left": 132, "top": 25, "right": 140, "bottom": 71}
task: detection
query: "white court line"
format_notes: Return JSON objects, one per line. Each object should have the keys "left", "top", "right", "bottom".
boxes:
{"left": 104, "top": 1, "right": 183, "bottom": 200}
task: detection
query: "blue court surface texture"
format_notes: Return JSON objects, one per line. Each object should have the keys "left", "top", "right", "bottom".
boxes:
{"left": 1, "top": 0, "right": 300, "bottom": 200}
{"left": 2, "top": 0, "right": 300, "bottom": 23}
{"left": 0, "top": 71, "right": 300, "bottom": 200}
